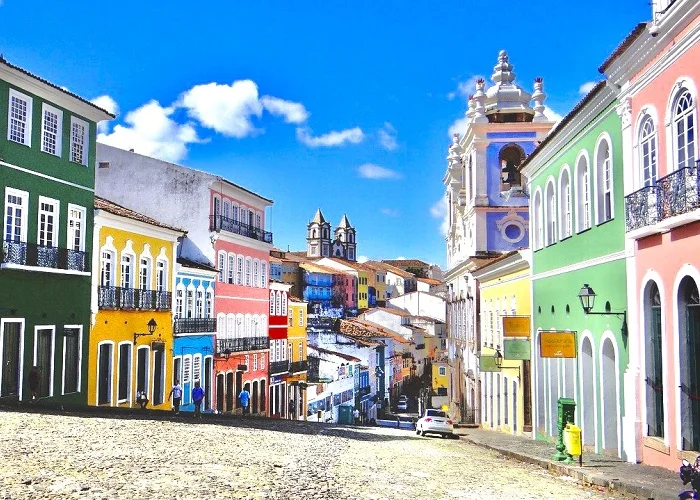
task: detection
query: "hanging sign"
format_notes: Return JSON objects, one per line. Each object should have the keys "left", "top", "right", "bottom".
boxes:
{"left": 503, "top": 339, "right": 531, "bottom": 360}
{"left": 479, "top": 355, "right": 501, "bottom": 372}
{"left": 539, "top": 331, "right": 577, "bottom": 358}
{"left": 503, "top": 316, "right": 531, "bottom": 338}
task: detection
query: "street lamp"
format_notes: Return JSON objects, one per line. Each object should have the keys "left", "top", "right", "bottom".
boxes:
{"left": 134, "top": 318, "right": 157, "bottom": 344}
{"left": 493, "top": 348, "right": 503, "bottom": 368}
{"left": 577, "top": 283, "right": 628, "bottom": 337}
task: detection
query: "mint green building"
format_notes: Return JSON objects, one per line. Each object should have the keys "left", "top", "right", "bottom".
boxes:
{"left": 520, "top": 82, "right": 628, "bottom": 458}
{"left": 0, "top": 57, "right": 112, "bottom": 405}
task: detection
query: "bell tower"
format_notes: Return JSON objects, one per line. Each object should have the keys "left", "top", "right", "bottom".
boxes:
{"left": 306, "top": 209, "right": 331, "bottom": 258}
{"left": 334, "top": 214, "right": 357, "bottom": 262}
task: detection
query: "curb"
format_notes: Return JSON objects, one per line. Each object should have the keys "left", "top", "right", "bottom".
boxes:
{"left": 459, "top": 435, "right": 677, "bottom": 500}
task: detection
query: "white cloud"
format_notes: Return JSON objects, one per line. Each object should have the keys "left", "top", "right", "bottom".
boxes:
{"left": 378, "top": 122, "right": 398, "bottom": 151}
{"left": 380, "top": 208, "right": 399, "bottom": 217}
{"left": 179, "top": 80, "right": 263, "bottom": 138}
{"left": 448, "top": 117, "right": 468, "bottom": 138}
{"left": 358, "top": 163, "right": 401, "bottom": 180}
{"left": 260, "top": 95, "right": 309, "bottom": 124}
{"left": 579, "top": 81, "right": 597, "bottom": 96}
{"left": 394, "top": 255, "right": 407, "bottom": 260}
{"left": 430, "top": 198, "right": 449, "bottom": 236}
{"left": 97, "top": 100, "right": 201, "bottom": 163}
{"left": 447, "top": 75, "right": 485, "bottom": 101}
{"left": 544, "top": 105, "right": 564, "bottom": 125}
{"left": 91, "top": 95, "right": 120, "bottom": 133}
{"left": 296, "top": 126, "right": 364, "bottom": 147}
{"left": 357, "top": 255, "right": 369, "bottom": 263}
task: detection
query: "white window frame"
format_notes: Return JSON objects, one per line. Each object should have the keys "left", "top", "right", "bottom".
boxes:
{"left": 186, "top": 285, "right": 195, "bottom": 318}
{"left": 281, "top": 292, "right": 288, "bottom": 316}
{"left": 638, "top": 115, "right": 658, "bottom": 187}
{"left": 33, "top": 325, "right": 56, "bottom": 397}
{"left": 298, "top": 308, "right": 304, "bottom": 327}
{"left": 193, "top": 354, "right": 202, "bottom": 383}
{"left": 575, "top": 152, "right": 591, "bottom": 233}
{"left": 41, "top": 103, "right": 63, "bottom": 157}
{"left": 270, "top": 290, "right": 275, "bottom": 315}
{"left": 671, "top": 88, "right": 697, "bottom": 172}
{"left": 135, "top": 345, "right": 151, "bottom": 399}
{"left": 196, "top": 286, "right": 205, "bottom": 318}
{"left": 218, "top": 251, "right": 226, "bottom": 282}
{"left": 139, "top": 256, "right": 151, "bottom": 290}
{"left": 116, "top": 340, "right": 132, "bottom": 404}
{"left": 37, "top": 196, "right": 60, "bottom": 248}
{"left": 120, "top": 251, "right": 134, "bottom": 288}
{"left": 95, "top": 340, "right": 114, "bottom": 405}
{"left": 70, "top": 116, "right": 89, "bottom": 166}
{"left": 8, "top": 89, "right": 33, "bottom": 147}
{"left": 205, "top": 288, "right": 213, "bottom": 318}
{"left": 4, "top": 187, "right": 29, "bottom": 243}
{"left": 156, "top": 259, "right": 167, "bottom": 292}
{"left": 594, "top": 135, "right": 614, "bottom": 225}
{"left": 544, "top": 179, "right": 556, "bottom": 246}
{"left": 228, "top": 253, "right": 235, "bottom": 284}
{"left": 237, "top": 256, "right": 244, "bottom": 285}
{"left": 61, "top": 325, "right": 83, "bottom": 395}
{"left": 175, "top": 284, "right": 185, "bottom": 318}
{"left": 253, "top": 259, "right": 259, "bottom": 287}
{"left": 439, "top": 366, "right": 446, "bottom": 376}
{"left": 558, "top": 166, "right": 572, "bottom": 239}
{"left": 182, "top": 354, "right": 192, "bottom": 385}
{"left": 261, "top": 262, "right": 267, "bottom": 288}
{"left": 245, "top": 257, "right": 252, "bottom": 286}
{"left": 66, "top": 204, "right": 86, "bottom": 252}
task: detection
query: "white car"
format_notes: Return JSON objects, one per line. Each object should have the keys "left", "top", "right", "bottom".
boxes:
{"left": 416, "top": 409, "right": 455, "bottom": 438}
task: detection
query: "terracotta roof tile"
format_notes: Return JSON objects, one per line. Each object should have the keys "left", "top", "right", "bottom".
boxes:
{"left": 381, "top": 259, "right": 429, "bottom": 268}
{"left": 307, "top": 344, "right": 361, "bottom": 362}
{"left": 95, "top": 196, "right": 186, "bottom": 233}
{"left": 598, "top": 22, "right": 648, "bottom": 74}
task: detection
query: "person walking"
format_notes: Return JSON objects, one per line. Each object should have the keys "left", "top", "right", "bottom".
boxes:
{"left": 192, "top": 381, "right": 205, "bottom": 419}
{"left": 288, "top": 398, "right": 296, "bottom": 420}
{"left": 28, "top": 366, "right": 41, "bottom": 401}
{"left": 168, "top": 379, "right": 183, "bottom": 415}
{"left": 239, "top": 387, "right": 250, "bottom": 415}
{"left": 353, "top": 408, "right": 360, "bottom": 425}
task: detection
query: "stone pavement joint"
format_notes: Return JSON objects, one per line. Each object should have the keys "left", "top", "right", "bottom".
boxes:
{"left": 455, "top": 427, "right": 682, "bottom": 500}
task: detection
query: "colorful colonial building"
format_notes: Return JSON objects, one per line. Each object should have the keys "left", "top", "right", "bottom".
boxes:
{"left": 89, "top": 197, "right": 182, "bottom": 409}
{"left": 268, "top": 281, "right": 291, "bottom": 417}
{"left": 287, "top": 295, "right": 308, "bottom": 420}
{"left": 1, "top": 57, "right": 112, "bottom": 405}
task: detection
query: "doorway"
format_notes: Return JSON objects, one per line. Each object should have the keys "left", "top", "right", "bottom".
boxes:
{"left": 97, "top": 343, "right": 112, "bottom": 405}
{"left": 216, "top": 373, "right": 224, "bottom": 413}
{"left": 1, "top": 321, "right": 22, "bottom": 398}
{"left": 226, "top": 372, "right": 234, "bottom": 412}
{"left": 204, "top": 357, "right": 212, "bottom": 410}
{"left": 35, "top": 328, "right": 53, "bottom": 398}
{"left": 601, "top": 337, "right": 619, "bottom": 455}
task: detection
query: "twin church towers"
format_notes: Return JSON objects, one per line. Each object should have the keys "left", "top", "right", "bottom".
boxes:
{"left": 306, "top": 209, "right": 357, "bottom": 262}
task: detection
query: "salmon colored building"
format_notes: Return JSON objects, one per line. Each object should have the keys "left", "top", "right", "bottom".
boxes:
{"left": 603, "top": 0, "right": 700, "bottom": 468}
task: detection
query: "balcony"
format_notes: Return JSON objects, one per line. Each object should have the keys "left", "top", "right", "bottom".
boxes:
{"left": 1, "top": 240, "right": 89, "bottom": 273}
{"left": 626, "top": 161, "right": 700, "bottom": 236}
{"left": 270, "top": 360, "right": 290, "bottom": 374}
{"left": 98, "top": 286, "right": 172, "bottom": 311}
{"left": 174, "top": 317, "right": 217, "bottom": 334}
{"left": 217, "top": 336, "right": 268, "bottom": 354}
{"left": 289, "top": 360, "right": 308, "bottom": 373}
{"left": 358, "top": 386, "right": 371, "bottom": 396}
{"left": 209, "top": 215, "right": 273, "bottom": 244}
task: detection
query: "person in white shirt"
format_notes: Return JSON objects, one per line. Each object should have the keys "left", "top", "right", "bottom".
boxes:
{"left": 168, "top": 379, "right": 183, "bottom": 414}
{"left": 353, "top": 408, "right": 360, "bottom": 425}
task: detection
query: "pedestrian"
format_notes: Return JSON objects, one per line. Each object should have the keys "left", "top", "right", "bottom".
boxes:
{"left": 28, "top": 366, "right": 41, "bottom": 401}
{"left": 192, "top": 381, "right": 205, "bottom": 419}
{"left": 136, "top": 390, "right": 149, "bottom": 409}
{"left": 353, "top": 408, "right": 360, "bottom": 425}
{"left": 168, "top": 379, "right": 183, "bottom": 414}
{"left": 239, "top": 387, "right": 250, "bottom": 415}
{"left": 288, "top": 398, "right": 296, "bottom": 420}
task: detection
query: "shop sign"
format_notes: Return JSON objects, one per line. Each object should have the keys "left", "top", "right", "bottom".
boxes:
{"left": 479, "top": 355, "right": 501, "bottom": 372}
{"left": 539, "top": 331, "right": 577, "bottom": 358}
{"left": 503, "top": 339, "right": 531, "bottom": 360}
{"left": 503, "top": 316, "right": 531, "bottom": 338}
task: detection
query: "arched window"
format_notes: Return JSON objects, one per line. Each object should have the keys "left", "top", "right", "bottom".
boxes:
{"left": 245, "top": 258, "right": 252, "bottom": 286}
{"left": 100, "top": 250, "right": 115, "bottom": 287}
{"left": 223, "top": 200, "right": 230, "bottom": 220}
{"left": 186, "top": 285, "right": 195, "bottom": 318}
{"left": 205, "top": 289, "right": 213, "bottom": 318}
{"left": 323, "top": 228, "right": 328, "bottom": 239}
{"left": 595, "top": 138, "right": 613, "bottom": 224}
{"left": 213, "top": 197, "right": 220, "bottom": 217}
{"left": 639, "top": 116, "right": 658, "bottom": 187}
{"left": 532, "top": 189, "right": 543, "bottom": 250}
{"left": 236, "top": 256, "right": 243, "bottom": 285}
{"left": 575, "top": 153, "right": 591, "bottom": 232}
{"left": 218, "top": 251, "right": 226, "bottom": 283}
{"left": 226, "top": 314, "right": 235, "bottom": 339}
{"left": 269, "top": 290, "right": 275, "bottom": 315}
{"left": 559, "top": 168, "right": 572, "bottom": 239}
{"left": 228, "top": 254, "right": 235, "bottom": 284}
{"left": 281, "top": 292, "right": 288, "bottom": 315}
{"left": 232, "top": 204, "right": 239, "bottom": 222}
{"left": 196, "top": 287, "right": 204, "bottom": 318}
{"left": 644, "top": 281, "right": 663, "bottom": 438}
{"left": 175, "top": 284, "right": 185, "bottom": 318}
{"left": 217, "top": 313, "right": 225, "bottom": 336}
{"left": 499, "top": 144, "right": 524, "bottom": 191}
{"left": 673, "top": 89, "right": 696, "bottom": 171}
{"left": 253, "top": 259, "right": 259, "bottom": 287}
{"left": 312, "top": 229, "right": 317, "bottom": 238}
{"left": 679, "top": 276, "right": 700, "bottom": 451}
{"left": 544, "top": 181, "right": 556, "bottom": 246}
{"left": 275, "top": 290, "right": 282, "bottom": 316}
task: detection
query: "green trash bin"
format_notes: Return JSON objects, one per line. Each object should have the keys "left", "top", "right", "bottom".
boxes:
{"left": 337, "top": 405, "right": 353, "bottom": 425}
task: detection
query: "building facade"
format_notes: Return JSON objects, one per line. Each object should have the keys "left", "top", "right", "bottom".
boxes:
{"left": 287, "top": 295, "right": 308, "bottom": 420}
{"left": 268, "top": 281, "right": 291, "bottom": 417}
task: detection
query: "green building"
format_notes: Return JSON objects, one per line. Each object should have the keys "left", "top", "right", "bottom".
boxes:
{"left": 0, "top": 57, "right": 112, "bottom": 405}
{"left": 520, "top": 81, "right": 628, "bottom": 458}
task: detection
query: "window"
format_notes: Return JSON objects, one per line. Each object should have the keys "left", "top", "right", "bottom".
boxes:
{"left": 121, "top": 253, "right": 133, "bottom": 288}
{"left": 575, "top": 154, "right": 591, "bottom": 232}
{"left": 228, "top": 254, "right": 235, "bottom": 284}
{"left": 4, "top": 188, "right": 28, "bottom": 243}
{"left": 182, "top": 355, "right": 191, "bottom": 385}
{"left": 544, "top": 181, "right": 556, "bottom": 245}
{"left": 118, "top": 342, "right": 132, "bottom": 402}
{"left": 255, "top": 213, "right": 261, "bottom": 229}
{"left": 70, "top": 117, "right": 89, "bottom": 166}
{"left": 237, "top": 256, "right": 243, "bottom": 285}
{"left": 67, "top": 205, "right": 86, "bottom": 252}
{"left": 673, "top": 89, "right": 696, "bottom": 171}
{"left": 288, "top": 308, "right": 293, "bottom": 326}
{"left": 261, "top": 262, "right": 267, "bottom": 288}
{"left": 288, "top": 343, "right": 292, "bottom": 363}
{"left": 260, "top": 353, "right": 265, "bottom": 370}
{"left": 270, "top": 291, "right": 276, "bottom": 315}
{"left": 298, "top": 308, "right": 304, "bottom": 326}
{"left": 8, "top": 89, "right": 32, "bottom": 146}
{"left": 245, "top": 258, "right": 251, "bottom": 286}
{"left": 281, "top": 292, "right": 288, "bottom": 315}
{"left": 196, "top": 289, "right": 204, "bottom": 318}
{"left": 218, "top": 252, "right": 225, "bottom": 282}
{"left": 175, "top": 286, "right": 184, "bottom": 318}
{"left": 186, "top": 288, "right": 194, "bottom": 318}
{"left": 439, "top": 366, "right": 446, "bottom": 376}
{"left": 156, "top": 260, "right": 167, "bottom": 292}
{"left": 38, "top": 196, "right": 59, "bottom": 248}
{"left": 275, "top": 290, "right": 282, "bottom": 316}
{"left": 240, "top": 207, "right": 248, "bottom": 226}
{"left": 139, "top": 257, "right": 150, "bottom": 290}
{"left": 299, "top": 343, "right": 303, "bottom": 361}
{"left": 41, "top": 104, "right": 63, "bottom": 156}
{"left": 136, "top": 346, "right": 150, "bottom": 397}
{"left": 639, "top": 116, "right": 658, "bottom": 187}
{"left": 205, "top": 290, "right": 213, "bottom": 318}
{"left": 253, "top": 260, "right": 259, "bottom": 287}
{"left": 645, "top": 281, "right": 664, "bottom": 438}
{"left": 101, "top": 251, "right": 115, "bottom": 286}
{"left": 223, "top": 201, "right": 230, "bottom": 220}
{"left": 193, "top": 355, "right": 201, "bottom": 383}
{"left": 595, "top": 138, "right": 613, "bottom": 224}
{"left": 559, "top": 168, "right": 572, "bottom": 239}
{"left": 253, "top": 353, "right": 258, "bottom": 371}
{"left": 62, "top": 328, "right": 81, "bottom": 394}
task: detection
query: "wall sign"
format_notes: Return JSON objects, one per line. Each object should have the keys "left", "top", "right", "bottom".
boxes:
{"left": 503, "top": 339, "right": 531, "bottom": 360}
{"left": 539, "top": 331, "right": 577, "bottom": 358}
{"left": 503, "top": 316, "right": 531, "bottom": 338}
{"left": 479, "top": 355, "right": 501, "bottom": 372}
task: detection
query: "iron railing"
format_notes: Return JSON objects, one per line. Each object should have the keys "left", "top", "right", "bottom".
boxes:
{"left": 289, "top": 360, "right": 308, "bottom": 373}
{"left": 270, "top": 360, "right": 290, "bottom": 374}
{"left": 98, "top": 286, "right": 172, "bottom": 311}
{"left": 174, "top": 317, "right": 217, "bottom": 334}
{"left": 217, "top": 336, "right": 268, "bottom": 354}
{"left": 626, "top": 161, "right": 700, "bottom": 232}
{"left": 1, "top": 240, "right": 89, "bottom": 272}
{"left": 209, "top": 215, "right": 273, "bottom": 244}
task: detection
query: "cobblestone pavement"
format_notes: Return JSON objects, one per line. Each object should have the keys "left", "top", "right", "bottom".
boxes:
{"left": 0, "top": 411, "right": 626, "bottom": 499}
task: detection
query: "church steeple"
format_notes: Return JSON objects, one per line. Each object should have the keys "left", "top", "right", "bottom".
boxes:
{"left": 333, "top": 214, "right": 357, "bottom": 262}
{"left": 307, "top": 208, "right": 331, "bottom": 258}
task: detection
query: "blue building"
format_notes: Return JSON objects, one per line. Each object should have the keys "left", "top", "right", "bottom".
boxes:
{"left": 172, "top": 255, "right": 218, "bottom": 413}
{"left": 300, "top": 261, "right": 340, "bottom": 315}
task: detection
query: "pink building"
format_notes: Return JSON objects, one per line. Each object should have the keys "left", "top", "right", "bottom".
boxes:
{"left": 603, "top": 0, "right": 700, "bottom": 468}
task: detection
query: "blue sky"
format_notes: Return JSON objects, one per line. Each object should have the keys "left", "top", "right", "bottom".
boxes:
{"left": 0, "top": 1, "right": 650, "bottom": 267}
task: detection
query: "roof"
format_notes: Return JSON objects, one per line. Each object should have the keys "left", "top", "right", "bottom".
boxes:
{"left": 405, "top": 324, "right": 429, "bottom": 334}
{"left": 310, "top": 209, "right": 327, "bottom": 225}
{"left": 177, "top": 257, "right": 217, "bottom": 272}
{"left": 412, "top": 316, "right": 445, "bottom": 324}
{"left": 416, "top": 277, "right": 441, "bottom": 285}
{"left": 288, "top": 295, "right": 305, "bottom": 303}
{"left": 366, "top": 261, "right": 415, "bottom": 278}
{"left": 217, "top": 177, "right": 273, "bottom": 205}
{"left": 339, "top": 318, "right": 410, "bottom": 345}
{"left": 95, "top": 196, "right": 186, "bottom": 233}
{"left": 0, "top": 56, "right": 115, "bottom": 119}
{"left": 364, "top": 307, "right": 413, "bottom": 318}
{"left": 474, "top": 250, "right": 520, "bottom": 271}
{"left": 300, "top": 261, "right": 349, "bottom": 275}
{"left": 338, "top": 214, "right": 352, "bottom": 228}
{"left": 598, "top": 23, "right": 648, "bottom": 74}
{"left": 519, "top": 81, "right": 607, "bottom": 172}
{"left": 325, "top": 258, "right": 374, "bottom": 273}
{"left": 307, "top": 344, "right": 361, "bottom": 362}
{"left": 381, "top": 259, "right": 429, "bottom": 268}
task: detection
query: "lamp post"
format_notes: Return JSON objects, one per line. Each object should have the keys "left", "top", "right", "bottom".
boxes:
{"left": 134, "top": 318, "right": 157, "bottom": 344}
{"left": 493, "top": 348, "right": 503, "bottom": 368}
{"left": 577, "top": 284, "right": 628, "bottom": 338}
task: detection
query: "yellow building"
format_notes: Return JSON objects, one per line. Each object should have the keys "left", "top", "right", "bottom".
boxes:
{"left": 287, "top": 296, "right": 308, "bottom": 420}
{"left": 88, "top": 197, "right": 183, "bottom": 410}
{"left": 363, "top": 261, "right": 387, "bottom": 306}
{"left": 472, "top": 250, "right": 532, "bottom": 436}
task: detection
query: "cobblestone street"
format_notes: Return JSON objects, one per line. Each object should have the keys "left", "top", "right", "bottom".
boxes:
{"left": 0, "top": 411, "right": 626, "bottom": 499}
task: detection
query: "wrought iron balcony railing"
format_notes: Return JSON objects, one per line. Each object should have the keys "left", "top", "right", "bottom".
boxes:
{"left": 359, "top": 386, "right": 371, "bottom": 396}
{"left": 217, "top": 336, "right": 268, "bottom": 354}
{"left": 174, "top": 317, "right": 217, "bottom": 334}
{"left": 289, "top": 360, "right": 308, "bottom": 373}
{"left": 270, "top": 360, "right": 290, "bottom": 374}
{"left": 98, "top": 286, "right": 172, "bottom": 311}
{"left": 209, "top": 215, "right": 273, "bottom": 244}
{"left": 1, "top": 240, "right": 89, "bottom": 272}
{"left": 626, "top": 161, "right": 700, "bottom": 232}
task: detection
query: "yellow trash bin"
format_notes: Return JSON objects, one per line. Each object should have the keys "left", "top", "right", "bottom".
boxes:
{"left": 563, "top": 424, "right": 582, "bottom": 464}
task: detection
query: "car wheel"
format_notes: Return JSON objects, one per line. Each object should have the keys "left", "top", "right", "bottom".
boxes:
{"left": 421, "top": 431, "right": 426, "bottom": 436}
{"left": 416, "top": 427, "right": 421, "bottom": 435}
